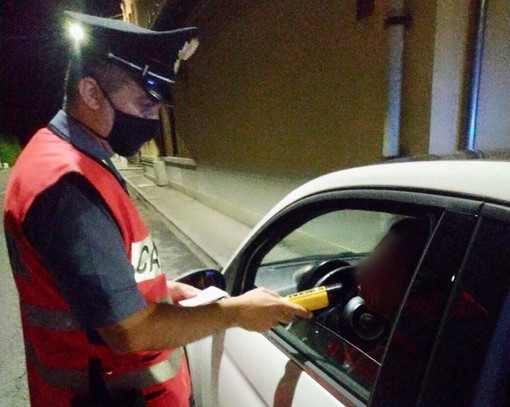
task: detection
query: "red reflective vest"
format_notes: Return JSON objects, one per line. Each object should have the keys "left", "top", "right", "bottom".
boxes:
{"left": 4, "top": 128, "right": 191, "bottom": 407}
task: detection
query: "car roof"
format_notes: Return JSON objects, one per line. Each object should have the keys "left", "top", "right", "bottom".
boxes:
{"left": 268, "top": 159, "right": 510, "bottom": 222}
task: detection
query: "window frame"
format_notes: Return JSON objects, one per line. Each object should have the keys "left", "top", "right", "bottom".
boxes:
{"left": 222, "top": 188, "right": 483, "bottom": 405}
{"left": 371, "top": 209, "right": 480, "bottom": 406}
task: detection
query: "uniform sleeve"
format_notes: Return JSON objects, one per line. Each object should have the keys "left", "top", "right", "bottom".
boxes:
{"left": 23, "top": 172, "right": 147, "bottom": 329}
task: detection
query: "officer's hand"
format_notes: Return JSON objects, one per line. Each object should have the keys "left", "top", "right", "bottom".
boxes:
{"left": 224, "top": 287, "right": 313, "bottom": 333}
{"left": 167, "top": 281, "right": 201, "bottom": 303}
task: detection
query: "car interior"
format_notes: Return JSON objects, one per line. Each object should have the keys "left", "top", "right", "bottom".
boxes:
{"left": 253, "top": 208, "right": 435, "bottom": 401}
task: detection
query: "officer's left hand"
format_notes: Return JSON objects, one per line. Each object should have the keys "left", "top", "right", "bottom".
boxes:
{"left": 167, "top": 281, "right": 201, "bottom": 303}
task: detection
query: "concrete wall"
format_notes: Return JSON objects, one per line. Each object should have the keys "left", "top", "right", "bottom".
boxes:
{"left": 162, "top": 159, "right": 307, "bottom": 227}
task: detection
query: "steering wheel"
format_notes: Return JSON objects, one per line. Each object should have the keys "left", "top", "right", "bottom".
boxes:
{"left": 309, "top": 265, "right": 387, "bottom": 349}
{"left": 314, "top": 264, "right": 357, "bottom": 290}
{"left": 295, "top": 259, "right": 351, "bottom": 292}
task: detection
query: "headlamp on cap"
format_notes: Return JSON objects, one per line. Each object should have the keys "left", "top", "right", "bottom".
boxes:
{"left": 68, "top": 23, "right": 85, "bottom": 42}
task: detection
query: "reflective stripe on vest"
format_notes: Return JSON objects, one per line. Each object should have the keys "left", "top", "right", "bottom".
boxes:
{"left": 25, "top": 341, "right": 184, "bottom": 392}
{"left": 23, "top": 303, "right": 82, "bottom": 331}
{"left": 25, "top": 341, "right": 89, "bottom": 392}
{"left": 4, "top": 229, "right": 31, "bottom": 279}
{"left": 106, "top": 348, "right": 184, "bottom": 391}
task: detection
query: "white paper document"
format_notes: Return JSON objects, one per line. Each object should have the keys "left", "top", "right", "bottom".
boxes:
{"left": 178, "top": 286, "right": 230, "bottom": 307}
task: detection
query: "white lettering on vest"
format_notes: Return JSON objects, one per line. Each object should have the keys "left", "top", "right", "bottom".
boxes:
{"left": 131, "top": 235, "right": 162, "bottom": 283}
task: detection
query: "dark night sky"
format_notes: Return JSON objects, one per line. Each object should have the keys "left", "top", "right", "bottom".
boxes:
{"left": 1, "top": 1, "right": 122, "bottom": 144}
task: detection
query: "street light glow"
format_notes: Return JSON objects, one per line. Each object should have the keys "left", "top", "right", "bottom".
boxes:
{"left": 69, "top": 23, "right": 85, "bottom": 41}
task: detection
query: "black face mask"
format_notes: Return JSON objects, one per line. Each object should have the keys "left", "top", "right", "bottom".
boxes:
{"left": 107, "top": 108, "right": 161, "bottom": 157}
{"left": 96, "top": 83, "right": 161, "bottom": 157}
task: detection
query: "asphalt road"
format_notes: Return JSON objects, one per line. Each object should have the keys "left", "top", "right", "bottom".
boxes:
{"left": 0, "top": 169, "right": 205, "bottom": 406}
{"left": 0, "top": 169, "right": 29, "bottom": 406}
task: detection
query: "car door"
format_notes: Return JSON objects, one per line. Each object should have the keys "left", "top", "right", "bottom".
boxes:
{"left": 417, "top": 202, "right": 510, "bottom": 407}
{"left": 186, "top": 189, "right": 482, "bottom": 407}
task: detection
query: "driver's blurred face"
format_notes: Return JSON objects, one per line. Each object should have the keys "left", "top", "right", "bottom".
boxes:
{"left": 355, "top": 233, "right": 411, "bottom": 319}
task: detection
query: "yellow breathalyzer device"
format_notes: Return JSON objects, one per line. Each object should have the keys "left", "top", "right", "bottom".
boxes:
{"left": 286, "top": 283, "right": 344, "bottom": 311}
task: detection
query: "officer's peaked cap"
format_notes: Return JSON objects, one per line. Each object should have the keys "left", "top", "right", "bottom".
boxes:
{"left": 64, "top": 11, "right": 199, "bottom": 102}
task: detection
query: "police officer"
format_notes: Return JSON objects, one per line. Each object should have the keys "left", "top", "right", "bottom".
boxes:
{"left": 4, "top": 12, "right": 311, "bottom": 407}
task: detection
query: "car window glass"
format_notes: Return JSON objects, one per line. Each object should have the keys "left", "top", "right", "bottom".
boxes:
{"left": 263, "top": 210, "right": 396, "bottom": 264}
{"left": 254, "top": 208, "right": 433, "bottom": 402}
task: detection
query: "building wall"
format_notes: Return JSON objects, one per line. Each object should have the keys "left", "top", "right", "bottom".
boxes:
{"left": 164, "top": 1, "right": 451, "bottom": 223}
{"left": 428, "top": 0, "right": 471, "bottom": 154}
{"left": 127, "top": 1, "right": 507, "bottom": 226}
{"left": 475, "top": 0, "right": 510, "bottom": 150}
{"left": 121, "top": 0, "right": 169, "bottom": 159}
{"left": 175, "top": 1, "right": 392, "bottom": 176}
{"left": 400, "top": 0, "right": 438, "bottom": 156}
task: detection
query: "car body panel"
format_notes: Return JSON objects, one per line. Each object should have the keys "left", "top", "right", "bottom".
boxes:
{"left": 188, "top": 328, "right": 354, "bottom": 407}
{"left": 220, "top": 328, "right": 347, "bottom": 407}
{"left": 185, "top": 160, "right": 510, "bottom": 407}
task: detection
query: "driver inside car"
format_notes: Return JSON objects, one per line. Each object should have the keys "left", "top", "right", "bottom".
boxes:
{"left": 355, "top": 216, "right": 431, "bottom": 321}
{"left": 286, "top": 215, "right": 488, "bottom": 405}
{"left": 338, "top": 217, "right": 431, "bottom": 377}
{"left": 346, "top": 216, "right": 488, "bottom": 406}
{"left": 287, "top": 217, "right": 431, "bottom": 368}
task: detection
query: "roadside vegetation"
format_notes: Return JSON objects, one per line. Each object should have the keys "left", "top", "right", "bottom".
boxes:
{"left": 0, "top": 133, "right": 21, "bottom": 166}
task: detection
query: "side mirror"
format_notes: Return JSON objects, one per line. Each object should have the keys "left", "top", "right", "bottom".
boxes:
{"left": 175, "top": 268, "right": 226, "bottom": 291}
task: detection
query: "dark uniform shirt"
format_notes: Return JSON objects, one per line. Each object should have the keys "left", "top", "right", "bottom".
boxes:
{"left": 23, "top": 110, "right": 147, "bottom": 329}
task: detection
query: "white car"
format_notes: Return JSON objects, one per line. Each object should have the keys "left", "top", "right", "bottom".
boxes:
{"left": 180, "top": 159, "right": 510, "bottom": 407}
